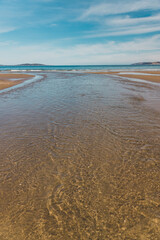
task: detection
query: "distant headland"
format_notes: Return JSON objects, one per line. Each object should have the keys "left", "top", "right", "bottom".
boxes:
{"left": 17, "top": 63, "right": 46, "bottom": 66}
{"left": 0, "top": 62, "right": 160, "bottom": 66}
{"left": 0, "top": 63, "right": 48, "bottom": 66}
{"left": 132, "top": 61, "right": 160, "bottom": 65}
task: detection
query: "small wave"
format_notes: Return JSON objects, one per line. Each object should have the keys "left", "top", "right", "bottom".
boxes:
{"left": 10, "top": 70, "right": 27, "bottom": 72}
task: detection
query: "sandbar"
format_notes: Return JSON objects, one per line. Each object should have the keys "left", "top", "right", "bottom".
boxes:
{"left": 0, "top": 73, "right": 35, "bottom": 90}
{"left": 88, "top": 71, "right": 160, "bottom": 83}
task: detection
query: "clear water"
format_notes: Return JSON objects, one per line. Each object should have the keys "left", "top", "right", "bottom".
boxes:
{"left": 0, "top": 72, "right": 160, "bottom": 239}
{"left": 1, "top": 64, "right": 160, "bottom": 72}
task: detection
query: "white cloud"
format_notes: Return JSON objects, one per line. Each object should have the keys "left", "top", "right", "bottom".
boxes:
{"left": 111, "top": 25, "right": 160, "bottom": 36}
{"left": 0, "top": 35, "right": 160, "bottom": 65}
{"left": 77, "top": 1, "right": 160, "bottom": 39}
{"left": 84, "top": 24, "right": 160, "bottom": 38}
{"left": 108, "top": 14, "right": 160, "bottom": 26}
{"left": 0, "top": 26, "right": 17, "bottom": 34}
{"left": 80, "top": 0, "right": 160, "bottom": 19}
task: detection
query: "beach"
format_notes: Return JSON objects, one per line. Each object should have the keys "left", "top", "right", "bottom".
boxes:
{"left": 0, "top": 73, "right": 35, "bottom": 90}
{"left": 0, "top": 70, "right": 160, "bottom": 92}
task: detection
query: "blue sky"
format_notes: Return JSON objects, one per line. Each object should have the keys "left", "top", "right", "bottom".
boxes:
{"left": 0, "top": 0, "right": 160, "bottom": 65}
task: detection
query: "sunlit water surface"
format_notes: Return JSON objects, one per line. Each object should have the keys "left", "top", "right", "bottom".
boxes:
{"left": 0, "top": 72, "right": 160, "bottom": 240}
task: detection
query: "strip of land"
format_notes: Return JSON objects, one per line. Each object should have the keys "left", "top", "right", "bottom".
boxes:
{"left": 88, "top": 71, "right": 160, "bottom": 83}
{"left": 0, "top": 73, "right": 35, "bottom": 90}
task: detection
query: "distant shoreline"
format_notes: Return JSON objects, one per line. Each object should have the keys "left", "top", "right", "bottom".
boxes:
{"left": 131, "top": 61, "right": 160, "bottom": 66}
{"left": 0, "top": 62, "right": 160, "bottom": 67}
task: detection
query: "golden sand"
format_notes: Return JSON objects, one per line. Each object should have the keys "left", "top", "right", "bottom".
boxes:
{"left": 0, "top": 73, "right": 35, "bottom": 90}
{"left": 118, "top": 74, "right": 160, "bottom": 83}
{"left": 0, "top": 80, "right": 23, "bottom": 90}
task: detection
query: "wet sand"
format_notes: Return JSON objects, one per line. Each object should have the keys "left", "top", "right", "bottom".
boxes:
{"left": 88, "top": 71, "right": 160, "bottom": 83}
{"left": 0, "top": 73, "right": 35, "bottom": 90}
{"left": 0, "top": 72, "right": 160, "bottom": 239}
{"left": 119, "top": 74, "right": 160, "bottom": 83}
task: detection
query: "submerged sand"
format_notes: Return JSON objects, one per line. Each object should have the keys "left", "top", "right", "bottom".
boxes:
{"left": 0, "top": 73, "right": 35, "bottom": 90}
{"left": 88, "top": 71, "right": 160, "bottom": 83}
{"left": 0, "top": 72, "right": 160, "bottom": 239}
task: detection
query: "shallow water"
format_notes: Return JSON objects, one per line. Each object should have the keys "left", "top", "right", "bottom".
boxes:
{"left": 0, "top": 72, "right": 160, "bottom": 240}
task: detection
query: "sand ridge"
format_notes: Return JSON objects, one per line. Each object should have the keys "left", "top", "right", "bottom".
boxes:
{"left": 0, "top": 73, "right": 35, "bottom": 90}
{"left": 87, "top": 71, "right": 160, "bottom": 83}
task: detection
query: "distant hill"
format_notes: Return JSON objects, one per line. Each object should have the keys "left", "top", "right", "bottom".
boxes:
{"left": 132, "top": 62, "right": 160, "bottom": 65}
{"left": 17, "top": 63, "right": 46, "bottom": 66}
{"left": 0, "top": 63, "right": 47, "bottom": 66}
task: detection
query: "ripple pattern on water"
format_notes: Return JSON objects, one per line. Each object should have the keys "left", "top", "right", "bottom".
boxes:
{"left": 0, "top": 72, "right": 160, "bottom": 239}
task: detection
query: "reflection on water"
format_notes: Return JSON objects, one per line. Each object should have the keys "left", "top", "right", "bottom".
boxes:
{"left": 0, "top": 72, "right": 160, "bottom": 239}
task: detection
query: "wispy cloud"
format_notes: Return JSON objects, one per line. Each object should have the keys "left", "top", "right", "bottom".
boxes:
{"left": 108, "top": 14, "right": 160, "bottom": 26}
{"left": 77, "top": 0, "right": 160, "bottom": 39}
{"left": 80, "top": 0, "right": 160, "bottom": 19}
{"left": 0, "top": 35, "right": 160, "bottom": 65}
{"left": 84, "top": 24, "right": 160, "bottom": 38}
{"left": 0, "top": 0, "right": 160, "bottom": 64}
{"left": 0, "top": 26, "right": 17, "bottom": 34}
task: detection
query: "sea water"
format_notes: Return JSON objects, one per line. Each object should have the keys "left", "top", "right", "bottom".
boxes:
{"left": 1, "top": 64, "right": 160, "bottom": 72}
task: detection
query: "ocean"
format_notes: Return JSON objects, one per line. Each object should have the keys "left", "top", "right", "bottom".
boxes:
{"left": 1, "top": 64, "right": 160, "bottom": 72}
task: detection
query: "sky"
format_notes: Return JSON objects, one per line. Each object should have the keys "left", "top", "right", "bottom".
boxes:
{"left": 0, "top": 0, "right": 160, "bottom": 65}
